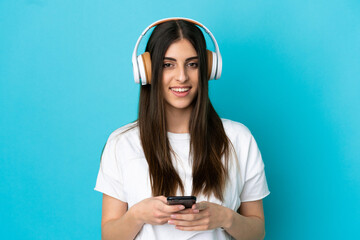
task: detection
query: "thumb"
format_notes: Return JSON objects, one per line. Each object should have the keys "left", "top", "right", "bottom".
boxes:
{"left": 195, "top": 201, "right": 208, "bottom": 210}
{"left": 155, "top": 196, "right": 167, "bottom": 203}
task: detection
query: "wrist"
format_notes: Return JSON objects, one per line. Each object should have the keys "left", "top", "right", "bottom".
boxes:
{"left": 222, "top": 207, "right": 235, "bottom": 230}
{"left": 128, "top": 203, "right": 145, "bottom": 227}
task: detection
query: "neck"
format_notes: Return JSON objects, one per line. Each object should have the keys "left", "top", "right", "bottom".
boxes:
{"left": 165, "top": 105, "right": 193, "bottom": 133}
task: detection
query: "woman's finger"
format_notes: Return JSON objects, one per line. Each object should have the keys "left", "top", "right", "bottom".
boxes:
{"left": 177, "top": 208, "right": 199, "bottom": 214}
{"left": 168, "top": 217, "right": 209, "bottom": 227}
{"left": 175, "top": 225, "right": 209, "bottom": 231}
{"left": 161, "top": 204, "right": 185, "bottom": 213}
{"left": 170, "top": 212, "right": 202, "bottom": 221}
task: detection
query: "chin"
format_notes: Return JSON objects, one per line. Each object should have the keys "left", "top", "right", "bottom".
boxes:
{"left": 172, "top": 104, "right": 192, "bottom": 110}
{"left": 166, "top": 101, "right": 194, "bottom": 111}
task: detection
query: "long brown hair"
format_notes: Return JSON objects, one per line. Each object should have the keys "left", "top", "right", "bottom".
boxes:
{"left": 138, "top": 20, "right": 231, "bottom": 201}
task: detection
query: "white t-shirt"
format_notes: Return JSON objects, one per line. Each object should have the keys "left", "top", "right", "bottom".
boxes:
{"left": 94, "top": 118, "right": 270, "bottom": 240}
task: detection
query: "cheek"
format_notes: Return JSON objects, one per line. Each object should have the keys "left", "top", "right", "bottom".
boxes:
{"left": 161, "top": 77, "right": 168, "bottom": 91}
{"left": 162, "top": 72, "right": 172, "bottom": 86}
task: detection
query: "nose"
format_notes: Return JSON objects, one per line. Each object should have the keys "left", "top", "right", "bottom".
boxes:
{"left": 175, "top": 65, "right": 188, "bottom": 83}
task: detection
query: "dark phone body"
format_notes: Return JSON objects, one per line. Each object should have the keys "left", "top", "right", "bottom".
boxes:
{"left": 167, "top": 196, "right": 196, "bottom": 208}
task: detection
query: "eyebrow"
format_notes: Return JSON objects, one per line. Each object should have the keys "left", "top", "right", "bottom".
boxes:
{"left": 164, "top": 56, "right": 198, "bottom": 61}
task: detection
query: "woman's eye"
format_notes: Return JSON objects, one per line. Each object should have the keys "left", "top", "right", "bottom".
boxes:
{"left": 187, "top": 62, "right": 199, "bottom": 68}
{"left": 163, "top": 63, "right": 173, "bottom": 68}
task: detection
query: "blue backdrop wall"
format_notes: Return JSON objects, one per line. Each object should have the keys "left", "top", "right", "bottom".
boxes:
{"left": 1, "top": 0, "right": 359, "bottom": 239}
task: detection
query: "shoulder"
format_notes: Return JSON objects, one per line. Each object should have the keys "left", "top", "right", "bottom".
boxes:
{"left": 107, "top": 122, "right": 139, "bottom": 143}
{"left": 105, "top": 121, "right": 143, "bottom": 159}
{"left": 221, "top": 118, "right": 253, "bottom": 141}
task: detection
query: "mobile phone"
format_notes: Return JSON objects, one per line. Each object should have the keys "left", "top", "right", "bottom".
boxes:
{"left": 167, "top": 196, "right": 196, "bottom": 209}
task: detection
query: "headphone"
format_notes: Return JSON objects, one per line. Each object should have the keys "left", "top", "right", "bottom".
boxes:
{"left": 132, "top": 17, "right": 222, "bottom": 85}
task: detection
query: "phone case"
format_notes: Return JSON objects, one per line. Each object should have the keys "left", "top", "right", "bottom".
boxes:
{"left": 167, "top": 196, "right": 196, "bottom": 208}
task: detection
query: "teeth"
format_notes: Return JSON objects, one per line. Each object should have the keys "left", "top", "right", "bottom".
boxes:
{"left": 171, "top": 88, "right": 190, "bottom": 92}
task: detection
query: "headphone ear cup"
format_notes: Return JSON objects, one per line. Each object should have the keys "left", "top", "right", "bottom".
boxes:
{"left": 137, "top": 52, "right": 152, "bottom": 85}
{"left": 132, "top": 58, "right": 140, "bottom": 84}
{"left": 206, "top": 50, "right": 217, "bottom": 80}
{"left": 215, "top": 52, "right": 222, "bottom": 79}
{"left": 207, "top": 50, "right": 212, "bottom": 80}
{"left": 137, "top": 55, "right": 146, "bottom": 85}
{"left": 141, "top": 52, "right": 152, "bottom": 84}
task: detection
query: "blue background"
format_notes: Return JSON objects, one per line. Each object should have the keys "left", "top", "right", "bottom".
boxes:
{"left": 1, "top": 0, "right": 359, "bottom": 239}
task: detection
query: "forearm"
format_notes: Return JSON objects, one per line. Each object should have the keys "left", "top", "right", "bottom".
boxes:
{"left": 223, "top": 209, "right": 265, "bottom": 240}
{"left": 102, "top": 208, "right": 143, "bottom": 240}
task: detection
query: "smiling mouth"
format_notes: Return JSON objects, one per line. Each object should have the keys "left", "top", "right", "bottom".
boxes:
{"left": 170, "top": 87, "right": 191, "bottom": 92}
{"left": 169, "top": 87, "right": 192, "bottom": 97}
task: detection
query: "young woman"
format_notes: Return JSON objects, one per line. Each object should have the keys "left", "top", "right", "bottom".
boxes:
{"left": 95, "top": 18, "right": 270, "bottom": 240}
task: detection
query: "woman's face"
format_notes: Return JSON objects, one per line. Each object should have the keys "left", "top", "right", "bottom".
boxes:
{"left": 162, "top": 38, "right": 199, "bottom": 114}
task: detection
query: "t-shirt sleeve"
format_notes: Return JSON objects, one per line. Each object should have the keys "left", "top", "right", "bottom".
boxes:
{"left": 94, "top": 133, "right": 127, "bottom": 202}
{"left": 240, "top": 134, "right": 270, "bottom": 202}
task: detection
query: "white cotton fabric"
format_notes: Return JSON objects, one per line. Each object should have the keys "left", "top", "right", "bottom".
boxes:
{"left": 94, "top": 118, "right": 270, "bottom": 240}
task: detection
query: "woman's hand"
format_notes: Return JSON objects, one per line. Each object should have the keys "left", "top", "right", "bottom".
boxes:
{"left": 168, "top": 201, "right": 233, "bottom": 231}
{"left": 131, "top": 196, "right": 186, "bottom": 226}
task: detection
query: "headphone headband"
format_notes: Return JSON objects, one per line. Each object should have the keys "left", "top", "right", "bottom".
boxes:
{"left": 132, "top": 17, "right": 222, "bottom": 84}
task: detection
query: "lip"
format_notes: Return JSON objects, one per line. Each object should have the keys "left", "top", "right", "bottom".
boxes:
{"left": 170, "top": 86, "right": 192, "bottom": 89}
{"left": 170, "top": 86, "right": 192, "bottom": 97}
